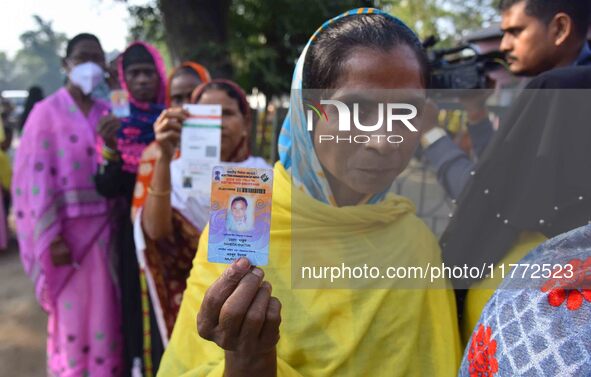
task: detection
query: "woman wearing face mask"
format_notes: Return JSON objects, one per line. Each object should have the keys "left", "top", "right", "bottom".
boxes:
{"left": 93, "top": 41, "right": 168, "bottom": 377}
{"left": 12, "top": 33, "right": 122, "bottom": 377}
{"left": 130, "top": 77, "right": 269, "bottom": 361}
{"left": 158, "top": 9, "right": 460, "bottom": 377}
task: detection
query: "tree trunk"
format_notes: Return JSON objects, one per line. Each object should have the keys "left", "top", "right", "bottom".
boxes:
{"left": 158, "top": 0, "right": 233, "bottom": 78}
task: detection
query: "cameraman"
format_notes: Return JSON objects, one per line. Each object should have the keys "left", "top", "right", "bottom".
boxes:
{"left": 422, "top": 0, "right": 591, "bottom": 200}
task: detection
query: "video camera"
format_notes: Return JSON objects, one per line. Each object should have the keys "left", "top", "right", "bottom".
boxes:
{"left": 424, "top": 36, "right": 507, "bottom": 90}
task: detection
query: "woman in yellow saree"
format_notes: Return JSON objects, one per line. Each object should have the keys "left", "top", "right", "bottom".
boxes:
{"left": 158, "top": 8, "right": 461, "bottom": 377}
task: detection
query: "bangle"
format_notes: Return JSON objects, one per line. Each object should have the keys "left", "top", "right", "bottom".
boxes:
{"left": 102, "top": 146, "right": 119, "bottom": 161}
{"left": 147, "top": 186, "right": 171, "bottom": 197}
{"left": 103, "top": 145, "right": 117, "bottom": 154}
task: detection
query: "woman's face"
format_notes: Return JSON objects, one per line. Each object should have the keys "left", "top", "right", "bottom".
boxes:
{"left": 170, "top": 73, "right": 201, "bottom": 107}
{"left": 197, "top": 89, "right": 247, "bottom": 161}
{"left": 63, "top": 39, "right": 105, "bottom": 75}
{"left": 312, "top": 45, "right": 426, "bottom": 205}
{"left": 231, "top": 200, "right": 247, "bottom": 221}
{"left": 124, "top": 61, "right": 160, "bottom": 103}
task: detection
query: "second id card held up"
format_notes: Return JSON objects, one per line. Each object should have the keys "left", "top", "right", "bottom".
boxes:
{"left": 180, "top": 104, "right": 222, "bottom": 196}
{"left": 208, "top": 166, "right": 274, "bottom": 266}
{"left": 110, "top": 89, "right": 130, "bottom": 118}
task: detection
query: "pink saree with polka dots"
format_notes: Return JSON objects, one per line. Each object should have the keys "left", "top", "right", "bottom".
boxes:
{"left": 13, "top": 88, "right": 122, "bottom": 377}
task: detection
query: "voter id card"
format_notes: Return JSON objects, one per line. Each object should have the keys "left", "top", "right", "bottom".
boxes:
{"left": 110, "top": 89, "right": 130, "bottom": 118}
{"left": 208, "top": 166, "right": 273, "bottom": 266}
{"left": 180, "top": 104, "right": 222, "bottom": 195}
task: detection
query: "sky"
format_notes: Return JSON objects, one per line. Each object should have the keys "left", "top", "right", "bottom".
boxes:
{"left": 0, "top": 0, "right": 152, "bottom": 58}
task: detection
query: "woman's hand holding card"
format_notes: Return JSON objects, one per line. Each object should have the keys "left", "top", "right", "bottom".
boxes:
{"left": 197, "top": 257, "right": 281, "bottom": 377}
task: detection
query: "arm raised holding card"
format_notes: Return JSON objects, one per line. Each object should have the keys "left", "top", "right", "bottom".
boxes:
{"left": 198, "top": 257, "right": 281, "bottom": 377}
{"left": 142, "top": 108, "right": 188, "bottom": 240}
{"left": 94, "top": 114, "right": 130, "bottom": 199}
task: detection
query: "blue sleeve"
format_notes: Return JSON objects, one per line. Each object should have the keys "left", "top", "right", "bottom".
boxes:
{"left": 467, "top": 119, "right": 494, "bottom": 158}
{"left": 423, "top": 136, "right": 475, "bottom": 200}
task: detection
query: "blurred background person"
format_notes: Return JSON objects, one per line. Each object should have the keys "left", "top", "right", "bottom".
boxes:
{"left": 129, "top": 60, "right": 211, "bottom": 220}
{"left": 94, "top": 40, "right": 167, "bottom": 377}
{"left": 0, "top": 124, "right": 13, "bottom": 251}
{"left": 166, "top": 62, "right": 210, "bottom": 107}
{"left": 442, "top": 65, "right": 591, "bottom": 343}
{"left": 0, "top": 98, "right": 16, "bottom": 131}
{"left": 127, "top": 60, "right": 210, "bottom": 372}
{"left": 12, "top": 33, "right": 123, "bottom": 377}
{"left": 18, "top": 86, "right": 44, "bottom": 133}
{"left": 422, "top": 0, "right": 591, "bottom": 200}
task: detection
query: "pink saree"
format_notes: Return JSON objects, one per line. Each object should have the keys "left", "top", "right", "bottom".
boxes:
{"left": 13, "top": 88, "right": 122, "bottom": 376}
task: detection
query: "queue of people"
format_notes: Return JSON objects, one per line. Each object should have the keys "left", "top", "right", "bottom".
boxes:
{"left": 10, "top": 1, "right": 591, "bottom": 376}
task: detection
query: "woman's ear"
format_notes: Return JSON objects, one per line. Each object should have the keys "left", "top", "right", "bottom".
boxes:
{"left": 242, "top": 113, "right": 252, "bottom": 135}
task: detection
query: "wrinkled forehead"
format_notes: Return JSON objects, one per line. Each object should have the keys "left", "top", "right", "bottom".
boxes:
{"left": 333, "top": 48, "right": 426, "bottom": 96}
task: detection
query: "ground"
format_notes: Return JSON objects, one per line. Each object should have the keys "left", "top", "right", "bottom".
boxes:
{"left": 0, "top": 239, "right": 46, "bottom": 376}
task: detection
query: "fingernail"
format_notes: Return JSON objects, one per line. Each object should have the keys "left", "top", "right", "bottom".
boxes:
{"left": 262, "top": 281, "right": 272, "bottom": 292}
{"left": 235, "top": 257, "right": 250, "bottom": 269}
{"left": 251, "top": 267, "right": 264, "bottom": 278}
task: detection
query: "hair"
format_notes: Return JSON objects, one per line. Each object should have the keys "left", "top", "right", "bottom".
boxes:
{"left": 172, "top": 66, "right": 202, "bottom": 81}
{"left": 19, "top": 86, "right": 44, "bottom": 131}
{"left": 122, "top": 44, "right": 155, "bottom": 70}
{"left": 192, "top": 80, "right": 250, "bottom": 117}
{"left": 303, "top": 14, "right": 430, "bottom": 90}
{"left": 231, "top": 196, "right": 248, "bottom": 208}
{"left": 499, "top": 0, "right": 591, "bottom": 38}
{"left": 3, "top": 124, "right": 13, "bottom": 142}
{"left": 65, "top": 33, "right": 101, "bottom": 58}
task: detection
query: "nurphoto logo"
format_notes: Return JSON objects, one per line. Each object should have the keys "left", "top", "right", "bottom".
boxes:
{"left": 304, "top": 98, "right": 418, "bottom": 144}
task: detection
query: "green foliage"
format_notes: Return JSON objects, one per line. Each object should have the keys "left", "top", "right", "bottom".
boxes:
{"left": 226, "top": 0, "right": 497, "bottom": 93}
{"left": 129, "top": 0, "right": 374, "bottom": 94}
{"left": 127, "top": 4, "right": 172, "bottom": 69}
{"left": 0, "top": 1, "right": 498, "bottom": 95}
{"left": 227, "top": 0, "right": 375, "bottom": 95}
{"left": 0, "top": 52, "right": 15, "bottom": 90}
{"left": 379, "top": 0, "right": 498, "bottom": 46}
{"left": 126, "top": 0, "right": 497, "bottom": 95}
{"left": 1, "top": 16, "right": 67, "bottom": 93}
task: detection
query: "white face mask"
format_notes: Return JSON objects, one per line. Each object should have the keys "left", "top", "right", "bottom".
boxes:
{"left": 68, "top": 62, "right": 105, "bottom": 95}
